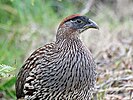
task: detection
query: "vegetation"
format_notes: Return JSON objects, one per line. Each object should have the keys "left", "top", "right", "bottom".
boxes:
{"left": 0, "top": 0, "right": 133, "bottom": 99}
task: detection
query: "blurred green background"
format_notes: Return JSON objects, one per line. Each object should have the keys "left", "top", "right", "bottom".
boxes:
{"left": 0, "top": 0, "right": 133, "bottom": 99}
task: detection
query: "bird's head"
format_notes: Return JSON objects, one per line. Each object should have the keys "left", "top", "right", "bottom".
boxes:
{"left": 57, "top": 14, "right": 99, "bottom": 39}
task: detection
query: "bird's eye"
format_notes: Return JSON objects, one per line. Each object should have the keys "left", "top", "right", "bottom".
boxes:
{"left": 76, "top": 19, "right": 83, "bottom": 23}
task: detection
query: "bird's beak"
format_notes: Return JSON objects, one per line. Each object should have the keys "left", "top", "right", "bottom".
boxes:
{"left": 84, "top": 19, "right": 99, "bottom": 30}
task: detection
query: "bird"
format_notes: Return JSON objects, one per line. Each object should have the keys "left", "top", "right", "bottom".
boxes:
{"left": 16, "top": 14, "right": 99, "bottom": 100}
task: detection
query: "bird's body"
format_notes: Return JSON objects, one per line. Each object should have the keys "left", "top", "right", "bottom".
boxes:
{"left": 16, "top": 14, "right": 98, "bottom": 100}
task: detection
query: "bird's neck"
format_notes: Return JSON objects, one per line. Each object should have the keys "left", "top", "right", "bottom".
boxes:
{"left": 55, "top": 27, "right": 84, "bottom": 49}
{"left": 56, "top": 27, "right": 79, "bottom": 38}
{"left": 56, "top": 37, "right": 82, "bottom": 47}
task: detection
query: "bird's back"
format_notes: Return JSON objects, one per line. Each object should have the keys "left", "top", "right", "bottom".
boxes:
{"left": 16, "top": 43, "right": 56, "bottom": 99}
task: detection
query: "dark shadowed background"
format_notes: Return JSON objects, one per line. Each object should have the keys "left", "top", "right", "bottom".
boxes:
{"left": 0, "top": 0, "right": 133, "bottom": 99}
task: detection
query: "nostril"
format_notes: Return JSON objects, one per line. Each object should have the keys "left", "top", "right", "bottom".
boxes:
{"left": 88, "top": 21, "right": 91, "bottom": 24}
